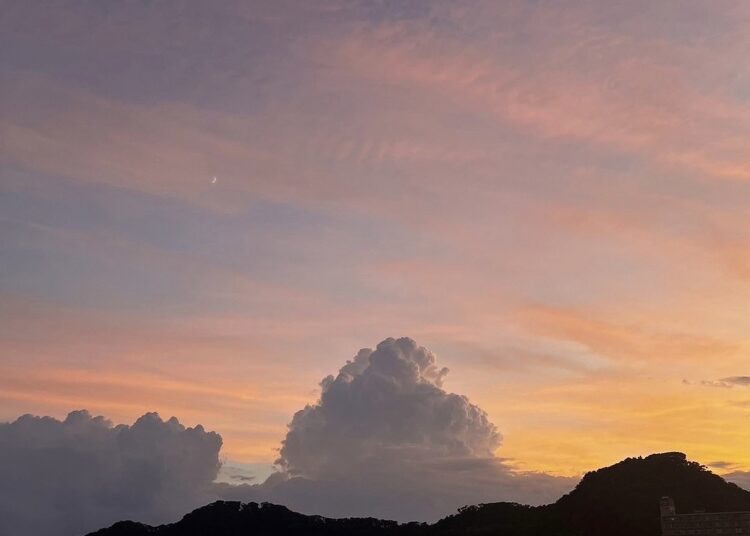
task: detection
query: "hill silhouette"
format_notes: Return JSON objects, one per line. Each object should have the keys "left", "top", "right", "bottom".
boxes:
{"left": 433, "top": 452, "right": 750, "bottom": 535}
{"left": 85, "top": 502, "right": 425, "bottom": 536}
{"left": 87, "top": 453, "right": 750, "bottom": 536}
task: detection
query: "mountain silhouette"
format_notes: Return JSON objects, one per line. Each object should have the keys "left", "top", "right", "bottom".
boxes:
{"left": 433, "top": 452, "right": 750, "bottom": 535}
{"left": 85, "top": 502, "right": 424, "bottom": 536}
{"left": 87, "top": 453, "right": 750, "bottom": 536}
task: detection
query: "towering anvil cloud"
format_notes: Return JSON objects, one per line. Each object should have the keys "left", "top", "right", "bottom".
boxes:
{"left": 223, "top": 337, "right": 575, "bottom": 521}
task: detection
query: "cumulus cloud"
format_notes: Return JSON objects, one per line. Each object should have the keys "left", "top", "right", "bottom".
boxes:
{"left": 278, "top": 338, "right": 496, "bottom": 476}
{"left": 1, "top": 338, "right": 576, "bottom": 532}
{"left": 222, "top": 337, "right": 576, "bottom": 521}
{"left": 0, "top": 410, "right": 222, "bottom": 536}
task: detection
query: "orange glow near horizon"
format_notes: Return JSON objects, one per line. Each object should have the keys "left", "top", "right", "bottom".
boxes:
{"left": 2, "top": 1, "right": 750, "bottom": 488}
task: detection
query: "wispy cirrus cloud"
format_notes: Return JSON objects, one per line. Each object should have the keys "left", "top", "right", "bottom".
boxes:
{"left": 700, "top": 376, "right": 750, "bottom": 389}
{"left": 315, "top": 7, "right": 750, "bottom": 184}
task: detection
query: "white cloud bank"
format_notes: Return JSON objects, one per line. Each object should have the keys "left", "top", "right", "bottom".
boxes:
{"left": 0, "top": 338, "right": 576, "bottom": 535}
{"left": 220, "top": 338, "right": 576, "bottom": 521}
{"left": 0, "top": 410, "right": 222, "bottom": 536}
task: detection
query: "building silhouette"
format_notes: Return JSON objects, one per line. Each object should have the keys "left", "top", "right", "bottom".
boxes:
{"left": 661, "top": 496, "right": 750, "bottom": 535}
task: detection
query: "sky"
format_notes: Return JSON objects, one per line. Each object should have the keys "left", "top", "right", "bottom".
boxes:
{"left": 1, "top": 0, "right": 750, "bottom": 530}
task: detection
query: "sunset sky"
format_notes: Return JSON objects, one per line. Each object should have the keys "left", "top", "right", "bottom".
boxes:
{"left": 2, "top": 0, "right": 750, "bottom": 503}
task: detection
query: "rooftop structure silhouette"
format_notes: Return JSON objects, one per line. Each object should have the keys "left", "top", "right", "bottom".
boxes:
{"left": 661, "top": 496, "right": 750, "bottom": 535}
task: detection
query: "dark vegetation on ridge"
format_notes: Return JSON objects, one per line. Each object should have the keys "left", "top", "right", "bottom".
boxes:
{"left": 87, "top": 452, "right": 750, "bottom": 536}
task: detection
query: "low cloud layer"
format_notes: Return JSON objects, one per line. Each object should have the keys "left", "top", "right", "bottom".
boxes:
{"left": 724, "top": 376, "right": 750, "bottom": 387}
{"left": 698, "top": 376, "right": 750, "bottom": 389}
{"left": 0, "top": 338, "right": 576, "bottom": 534}
{"left": 0, "top": 410, "right": 222, "bottom": 536}
{"left": 708, "top": 462, "right": 750, "bottom": 492}
{"left": 726, "top": 472, "right": 750, "bottom": 492}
